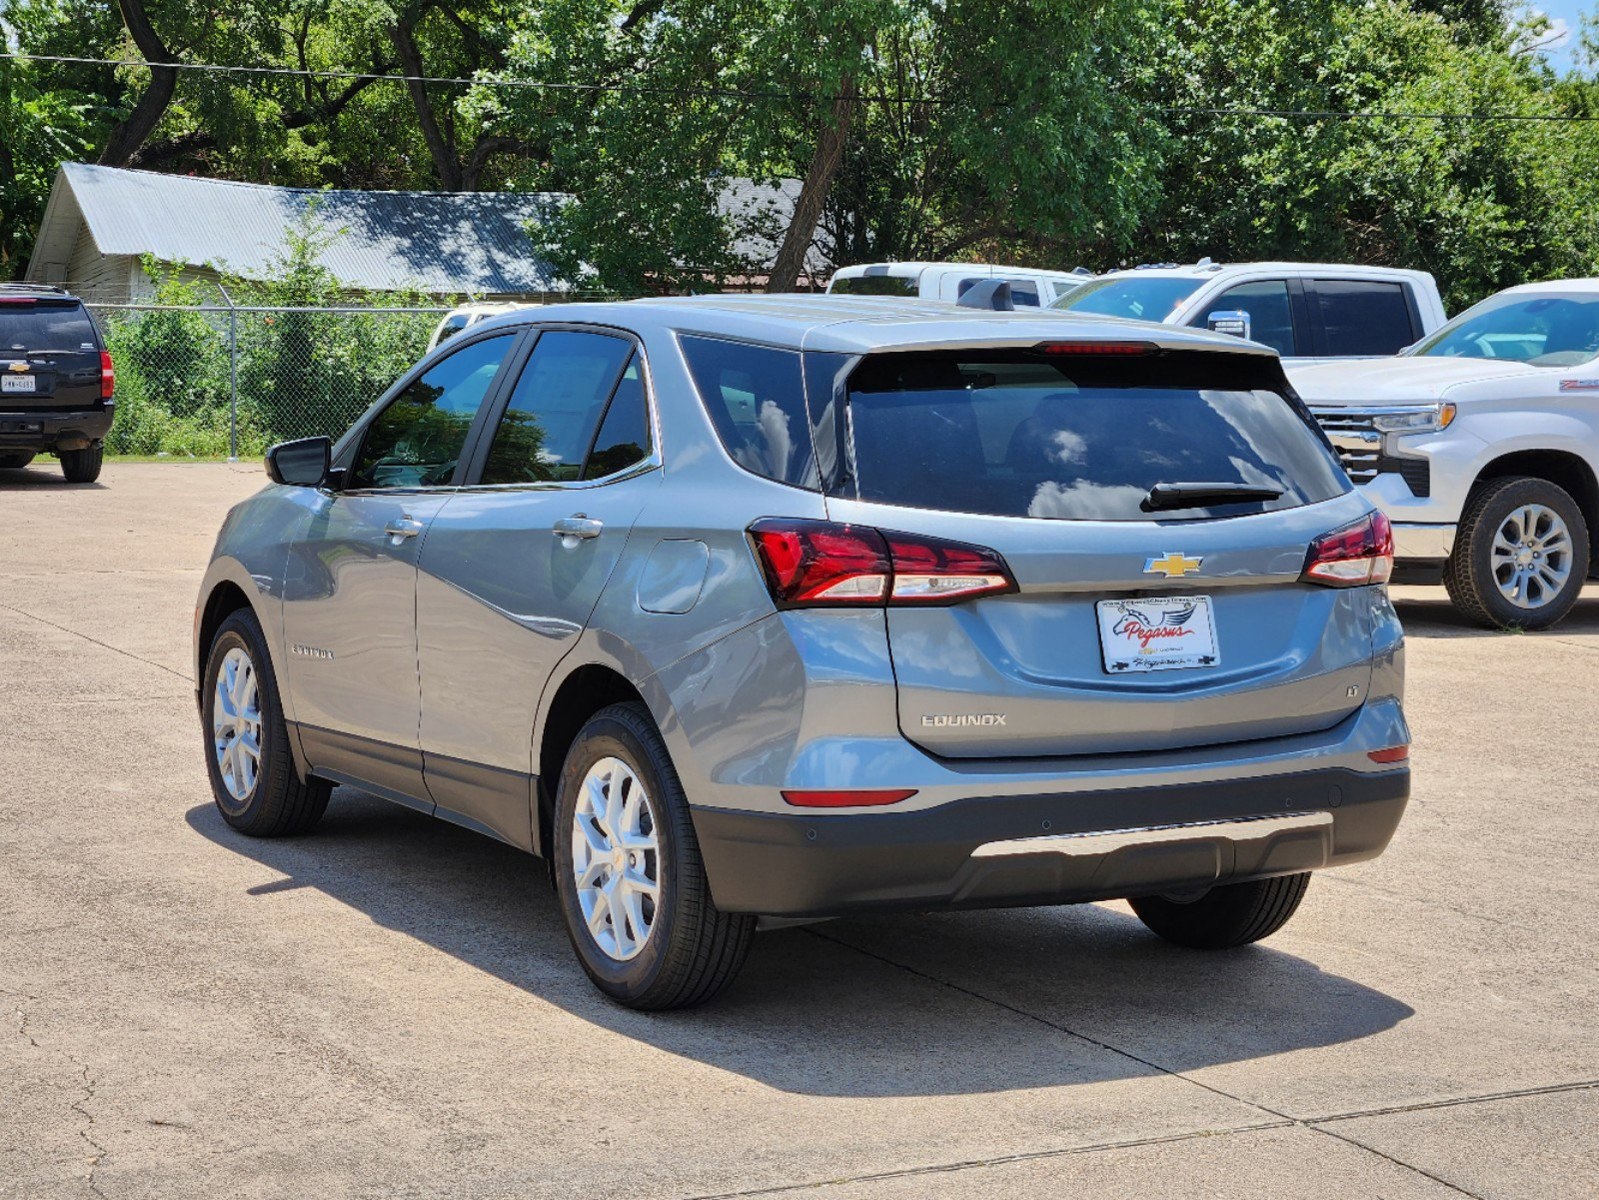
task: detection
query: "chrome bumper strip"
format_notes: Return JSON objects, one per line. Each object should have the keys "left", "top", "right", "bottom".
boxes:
{"left": 970, "top": 811, "right": 1334, "bottom": 859}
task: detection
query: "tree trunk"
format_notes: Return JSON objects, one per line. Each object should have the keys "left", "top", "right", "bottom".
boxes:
{"left": 390, "top": 14, "right": 463, "bottom": 191}
{"left": 766, "top": 76, "right": 856, "bottom": 293}
{"left": 98, "top": 0, "right": 179, "bottom": 168}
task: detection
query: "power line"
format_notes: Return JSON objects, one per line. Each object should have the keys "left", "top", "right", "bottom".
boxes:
{"left": 5, "top": 50, "right": 1599, "bottom": 123}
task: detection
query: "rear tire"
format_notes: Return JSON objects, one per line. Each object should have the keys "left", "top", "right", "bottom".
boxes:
{"left": 0, "top": 452, "right": 34, "bottom": 469}
{"left": 1130, "top": 873, "right": 1310, "bottom": 949}
{"left": 201, "top": 607, "right": 329, "bottom": 837}
{"left": 1443, "top": 475, "right": 1588, "bottom": 630}
{"left": 553, "top": 702, "right": 755, "bottom": 1010}
{"left": 59, "top": 443, "right": 103, "bottom": 483}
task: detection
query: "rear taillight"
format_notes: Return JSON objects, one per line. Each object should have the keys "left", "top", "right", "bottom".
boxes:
{"left": 748, "top": 519, "right": 1017, "bottom": 609}
{"left": 1301, "top": 511, "right": 1393, "bottom": 587}
{"left": 99, "top": 350, "right": 115, "bottom": 400}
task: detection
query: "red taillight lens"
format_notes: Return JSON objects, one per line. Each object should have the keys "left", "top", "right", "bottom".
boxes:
{"left": 99, "top": 350, "right": 115, "bottom": 400}
{"left": 1301, "top": 511, "right": 1394, "bottom": 587}
{"left": 748, "top": 520, "right": 1017, "bottom": 609}
{"left": 748, "top": 519, "right": 890, "bottom": 606}
{"left": 782, "top": 789, "right": 917, "bottom": 807}
{"left": 1368, "top": 745, "right": 1410, "bottom": 764}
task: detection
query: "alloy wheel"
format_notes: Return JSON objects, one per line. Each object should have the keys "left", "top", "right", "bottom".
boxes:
{"left": 1491, "top": 502, "right": 1573, "bottom": 610}
{"left": 212, "top": 646, "right": 263, "bottom": 802}
{"left": 571, "top": 756, "right": 661, "bottom": 962}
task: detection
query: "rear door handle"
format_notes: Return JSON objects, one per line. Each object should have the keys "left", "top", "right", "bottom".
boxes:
{"left": 384, "top": 517, "right": 425, "bottom": 543}
{"left": 552, "top": 515, "right": 604, "bottom": 542}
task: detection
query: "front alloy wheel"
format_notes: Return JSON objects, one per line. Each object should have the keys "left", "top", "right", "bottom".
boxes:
{"left": 1444, "top": 475, "right": 1590, "bottom": 630}
{"left": 212, "top": 646, "right": 263, "bottom": 806}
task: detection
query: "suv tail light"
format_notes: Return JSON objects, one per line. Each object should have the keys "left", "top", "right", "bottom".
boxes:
{"left": 748, "top": 519, "right": 1017, "bottom": 609}
{"left": 99, "top": 350, "right": 115, "bottom": 400}
{"left": 1302, "top": 511, "right": 1393, "bottom": 587}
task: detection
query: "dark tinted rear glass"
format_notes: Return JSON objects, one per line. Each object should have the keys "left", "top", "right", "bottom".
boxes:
{"left": 840, "top": 351, "right": 1346, "bottom": 521}
{"left": 681, "top": 334, "right": 818, "bottom": 488}
{"left": 0, "top": 301, "right": 97, "bottom": 352}
{"left": 829, "top": 274, "right": 918, "bottom": 297}
{"left": 1313, "top": 281, "right": 1415, "bottom": 355}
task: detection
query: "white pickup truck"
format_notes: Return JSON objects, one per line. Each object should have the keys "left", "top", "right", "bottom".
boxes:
{"left": 827, "top": 261, "right": 1092, "bottom": 308}
{"left": 1292, "top": 279, "right": 1599, "bottom": 629}
{"left": 1051, "top": 260, "right": 1448, "bottom": 364}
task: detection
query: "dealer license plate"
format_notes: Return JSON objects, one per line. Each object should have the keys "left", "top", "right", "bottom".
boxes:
{"left": 1, "top": 374, "right": 36, "bottom": 393}
{"left": 1096, "top": 595, "right": 1220, "bottom": 674}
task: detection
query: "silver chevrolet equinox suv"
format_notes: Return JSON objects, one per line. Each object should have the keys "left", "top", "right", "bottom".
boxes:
{"left": 194, "top": 295, "right": 1410, "bottom": 1009}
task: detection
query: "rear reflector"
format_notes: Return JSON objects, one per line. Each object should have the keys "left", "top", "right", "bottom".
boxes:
{"left": 1302, "top": 511, "right": 1394, "bottom": 587}
{"left": 1033, "top": 339, "right": 1157, "bottom": 356}
{"left": 781, "top": 789, "right": 917, "bottom": 807}
{"left": 99, "top": 350, "right": 115, "bottom": 400}
{"left": 1368, "top": 745, "right": 1410, "bottom": 764}
{"left": 749, "top": 519, "right": 1017, "bottom": 609}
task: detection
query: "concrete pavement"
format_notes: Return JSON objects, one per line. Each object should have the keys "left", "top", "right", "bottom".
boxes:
{"left": 1, "top": 462, "right": 1594, "bottom": 1198}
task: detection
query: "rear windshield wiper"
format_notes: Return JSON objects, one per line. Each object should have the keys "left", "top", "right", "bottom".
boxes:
{"left": 1141, "top": 481, "right": 1284, "bottom": 513}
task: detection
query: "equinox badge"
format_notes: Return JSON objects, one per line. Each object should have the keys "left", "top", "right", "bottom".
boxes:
{"left": 922, "top": 713, "right": 1008, "bottom": 727}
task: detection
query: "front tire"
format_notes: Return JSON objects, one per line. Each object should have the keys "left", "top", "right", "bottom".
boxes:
{"left": 59, "top": 443, "right": 103, "bottom": 483}
{"left": 1444, "top": 475, "right": 1589, "bottom": 630}
{"left": 201, "top": 608, "right": 329, "bottom": 836}
{"left": 553, "top": 702, "right": 754, "bottom": 1010}
{"left": 1130, "top": 873, "right": 1310, "bottom": 949}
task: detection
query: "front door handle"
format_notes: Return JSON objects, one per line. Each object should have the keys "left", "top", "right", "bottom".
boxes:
{"left": 552, "top": 515, "right": 604, "bottom": 542}
{"left": 384, "top": 516, "right": 425, "bottom": 543}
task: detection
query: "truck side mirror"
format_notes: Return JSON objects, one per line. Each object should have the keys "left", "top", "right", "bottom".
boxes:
{"left": 1207, "top": 310, "right": 1251, "bottom": 340}
{"left": 265, "top": 436, "right": 332, "bottom": 487}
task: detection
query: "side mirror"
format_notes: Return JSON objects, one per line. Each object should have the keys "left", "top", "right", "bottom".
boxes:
{"left": 1207, "top": 310, "right": 1252, "bottom": 340}
{"left": 265, "top": 436, "right": 332, "bottom": 487}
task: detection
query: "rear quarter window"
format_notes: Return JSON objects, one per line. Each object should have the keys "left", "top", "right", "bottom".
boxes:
{"left": 839, "top": 350, "right": 1347, "bottom": 521}
{"left": 679, "top": 334, "right": 819, "bottom": 488}
{"left": 828, "top": 275, "right": 918, "bottom": 297}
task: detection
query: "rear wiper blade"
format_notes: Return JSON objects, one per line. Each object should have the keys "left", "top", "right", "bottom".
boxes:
{"left": 1141, "top": 481, "right": 1284, "bottom": 512}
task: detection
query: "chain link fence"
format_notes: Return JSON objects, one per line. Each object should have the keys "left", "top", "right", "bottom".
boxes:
{"left": 89, "top": 303, "right": 450, "bottom": 459}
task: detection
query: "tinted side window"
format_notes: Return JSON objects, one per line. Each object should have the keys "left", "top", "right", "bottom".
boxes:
{"left": 1197, "top": 280, "right": 1295, "bottom": 356}
{"left": 482, "top": 330, "right": 632, "bottom": 485}
{"left": 829, "top": 275, "right": 917, "bottom": 297}
{"left": 350, "top": 334, "right": 514, "bottom": 489}
{"left": 1313, "top": 281, "right": 1415, "bottom": 355}
{"left": 680, "top": 335, "right": 817, "bottom": 488}
{"left": 582, "top": 357, "right": 651, "bottom": 480}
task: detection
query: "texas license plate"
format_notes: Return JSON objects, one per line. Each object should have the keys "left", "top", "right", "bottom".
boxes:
{"left": 1096, "top": 595, "right": 1220, "bottom": 673}
{"left": 1, "top": 375, "right": 36, "bottom": 393}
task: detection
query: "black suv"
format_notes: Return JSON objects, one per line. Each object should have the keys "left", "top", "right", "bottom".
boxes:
{"left": 0, "top": 284, "right": 113, "bottom": 483}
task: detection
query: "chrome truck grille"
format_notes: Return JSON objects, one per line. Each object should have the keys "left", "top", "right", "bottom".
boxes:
{"left": 1310, "top": 408, "right": 1383, "bottom": 483}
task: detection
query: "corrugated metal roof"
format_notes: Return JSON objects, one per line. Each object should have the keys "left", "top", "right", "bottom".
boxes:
{"left": 59, "top": 163, "right": 568, "bottom": 294}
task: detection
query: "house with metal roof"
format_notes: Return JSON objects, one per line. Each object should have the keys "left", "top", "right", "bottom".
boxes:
{"left": 25, "top": 163, "right": 828, "bottom": 302}
{"left": 25, "top": 163, "right": 571, "bottom": 302}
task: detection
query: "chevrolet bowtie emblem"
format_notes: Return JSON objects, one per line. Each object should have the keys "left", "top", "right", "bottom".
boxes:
{"left": 1144, "top": 552, "right": 1203, "bottom": 578}
{"left": 6, "top": 362, "right": 28, "bottom": 372}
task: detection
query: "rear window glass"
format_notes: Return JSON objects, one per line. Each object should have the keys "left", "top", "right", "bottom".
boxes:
{"left": 0, "top": 301, "right": 97, "bottom": 352}
{"left": 680, "top": 334, "right": 818, "bottom": 488}
{"left": 840, "top": 352, "right": 1346, "bottom": 521}
{"left": 1052, "top": 277, "right": 1201, "bottom": 322}
{"left": 828, "top": 274, "right": 918, "bottom": 297}
{"left": 959, "top": 278, "right": 1040, "bottom": 306}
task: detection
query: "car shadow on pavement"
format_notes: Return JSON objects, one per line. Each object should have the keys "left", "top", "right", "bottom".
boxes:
{"left": 0, "top": 464, "right": 106, "bottom": 489}
{"left": 1392, "top": 593, "right": 1599, "bottom": 639}
{"left": 187, "top": 793, "right": 1413, "bottom": 1098}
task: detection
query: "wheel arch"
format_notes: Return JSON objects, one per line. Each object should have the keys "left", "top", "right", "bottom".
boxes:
{"left": 533, "top": 662, "right": 655, "bottom": 858}
{"left": 1470, "top": 448, "right": 1599, "bottom": 563}
{"left": 196, "top": 577, "right": 256, "bottom": 691}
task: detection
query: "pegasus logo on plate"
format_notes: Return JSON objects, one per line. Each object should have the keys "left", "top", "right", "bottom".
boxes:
{"left": 1144, "top": 552, "right": 1203, "bottom": 578}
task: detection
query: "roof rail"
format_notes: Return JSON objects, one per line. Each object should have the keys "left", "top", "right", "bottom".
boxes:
{"left": 0, "top": 282, "right": 70, "bottom": 295}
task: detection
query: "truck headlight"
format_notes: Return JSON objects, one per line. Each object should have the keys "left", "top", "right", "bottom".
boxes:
{"left": 1371, "top": 404, "right": 1456, "bottom": 434}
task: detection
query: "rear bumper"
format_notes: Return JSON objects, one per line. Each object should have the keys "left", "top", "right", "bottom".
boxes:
{"left": 692, "top": 765, "right": 1408, "bottom": 917}
{"left": 0, "top": 404, "right": 114, "bottom": 448}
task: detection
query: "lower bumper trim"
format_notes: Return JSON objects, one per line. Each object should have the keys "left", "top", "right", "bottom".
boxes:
{"left": 972, "top": 811, "right": 1333, "bottom": 859}
{"left": 1392, "top": 521, "right": 1455, "bottom": 561}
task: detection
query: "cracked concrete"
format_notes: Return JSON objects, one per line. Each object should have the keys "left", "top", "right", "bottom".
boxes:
{"left": 1, "top": 462, "right": 1596, "bottom": 1198}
